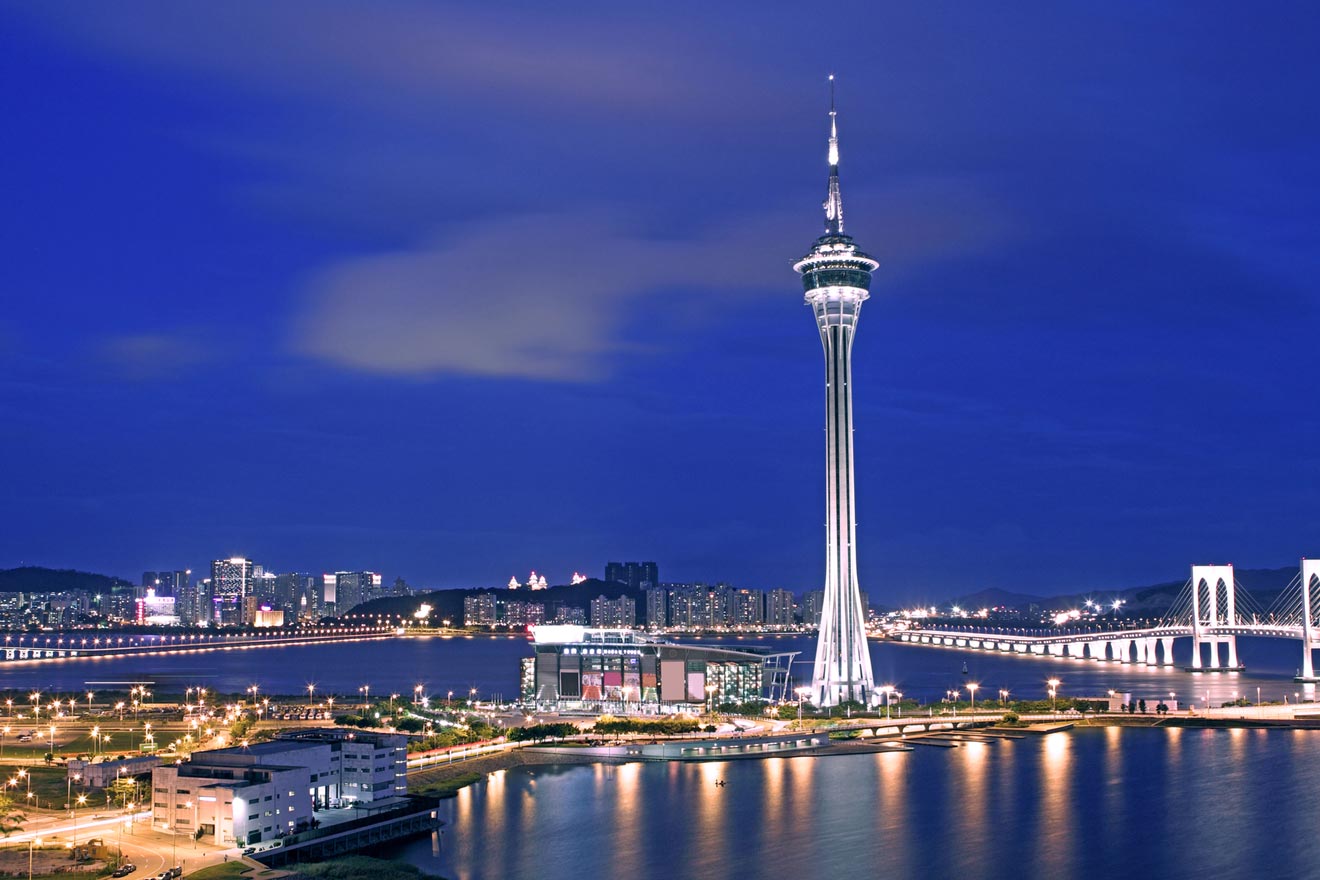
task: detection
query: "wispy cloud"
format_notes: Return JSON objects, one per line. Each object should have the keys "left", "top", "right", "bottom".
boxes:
{"left": 293, "top": 181, "right": 1011, "bottom": 381}
{"left": 98, "top": 333, "right": 213, "bottom": 381}
{"left": 9, "top": 2, "right": 771, "bottom": 121}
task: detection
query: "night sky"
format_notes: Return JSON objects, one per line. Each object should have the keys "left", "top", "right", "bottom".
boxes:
{"left": 2, "top": 3, "right": 1318, "bottom": 603}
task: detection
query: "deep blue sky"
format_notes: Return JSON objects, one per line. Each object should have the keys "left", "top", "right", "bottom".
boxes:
{"left": 2, "top": 3, "right": 1318, "bottom": 603}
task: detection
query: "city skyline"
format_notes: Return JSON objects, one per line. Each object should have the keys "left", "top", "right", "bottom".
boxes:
{"left": 3, "top": 5, "right": 1319, "bottom": 603}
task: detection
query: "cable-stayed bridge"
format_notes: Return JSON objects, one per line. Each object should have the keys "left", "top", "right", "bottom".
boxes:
{"left": 893, "top": 559, "right": 1320, "bottom": 681}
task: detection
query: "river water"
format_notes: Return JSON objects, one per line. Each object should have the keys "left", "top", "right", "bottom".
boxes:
{"left": 0, "top": 633, "right": 1312, "bottom": 708}
{"left": 2, "top": 635, "right": 1313, "bottom": 878}
{"left": 405, "top": 726, "right": 1320, "bottom": 880}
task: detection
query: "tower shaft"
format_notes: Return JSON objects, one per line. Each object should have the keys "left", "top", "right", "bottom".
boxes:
{"left": 811, "top": 293, "right": 874, "bottom": 706}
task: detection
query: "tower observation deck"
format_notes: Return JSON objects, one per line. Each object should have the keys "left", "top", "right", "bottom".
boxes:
{"left": 793, "top": 77, "right": 878, "bottom": 707}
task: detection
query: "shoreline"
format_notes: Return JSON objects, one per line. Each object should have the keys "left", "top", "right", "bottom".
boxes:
{"left": 409, "top": 713, "right": 1320, "bottom": 798}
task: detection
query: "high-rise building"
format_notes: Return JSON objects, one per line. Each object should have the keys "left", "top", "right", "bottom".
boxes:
{"left": 767, "top": 589, "right": 795, "bottom": 628}
{"left": 464, "top": 593, "right": 498, "bottom": 627}
{"left": 142, "top": 570, "right": 189, "bottom": 596}
{"left": 645, "top": 588, "right": 667, "bottom": 629}
{"left": 253, "top": 571, "right": 278, "bottom": 609}
{"left": 273, "top": 573, "right": 314, "bottom": 617}
{"left": 589, "top": 595, "right": 636, "bottom": 628}
{"left": 604, "top": 561, "right": 659, "bottom": 591}
{"left": 793, "top": 79, "right": 877, "bottom": 706}
{"left": 803, "top": 590, "right": 826, "bottom": 628}
{"left": 665, "top": 583, "right": 731, "bottom": 629}
{"left": 502, "top": 600, "right": 547, "bottom": 627}
{"left": 144, "top": 570, "right": 195, "bottom": 623}
{"left": 332, "top": 571, "right": 382, "bottom": 615}
{"left": 730, "top": 589, "right": 765, "bottom": 627}
{"left": 210, "top": 558, "right": 254, "bottom": 627}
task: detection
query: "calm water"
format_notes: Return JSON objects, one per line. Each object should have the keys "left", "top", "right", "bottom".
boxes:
{"left": 407, "top": 727, "right": 1320, "bottom": 880}
{"left": 0, "top": 633, "right": 1312, "bottom": 707}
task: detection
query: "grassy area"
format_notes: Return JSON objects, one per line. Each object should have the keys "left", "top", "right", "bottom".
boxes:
{"left": 187, "top": 863, "right": 254, "bottom": 880}
{"left": 410, "top": 771, "right": 483, "bottom": 799}
{"left": 291, "top": 855, "right": 442, "bottom": 880}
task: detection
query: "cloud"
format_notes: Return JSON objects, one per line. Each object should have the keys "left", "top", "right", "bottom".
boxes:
{"left": 8, "top": 2, "right": 772, "bottom": 122}
{"left": 293, "top": 211, "right": 772, "bottom": 381}
{"left": 293, "top": 181, "right": 1012, "bottom": 381}
{"left": 98, "top": 333, "right": 213, "bottom": 381}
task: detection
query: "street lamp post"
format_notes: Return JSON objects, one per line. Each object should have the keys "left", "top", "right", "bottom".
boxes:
{"left": 307, "top": 684, "right": 316, "bottom": 708}
{"left": 28, "top": 836, "right": 42, "bottom": 880}
{"left": 795, "top": 686, "right": 811, "bottom": 723}
{"left": 73, "top": 793, "right": 86, "bottom": 846}
{"left": 967, "top": 683, "right": 979, "bottom": 718}
{"left": 1047, "top": 678, "right": 1061, "bottom": 719}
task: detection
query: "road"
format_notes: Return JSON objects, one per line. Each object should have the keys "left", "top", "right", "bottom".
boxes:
{"left": 5, "top": 809, "right": 239, "bottom": 878}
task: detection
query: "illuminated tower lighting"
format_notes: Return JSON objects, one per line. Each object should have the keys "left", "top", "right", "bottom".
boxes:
{"left": 793, "top": 76, "right": 877, "bottom": 707}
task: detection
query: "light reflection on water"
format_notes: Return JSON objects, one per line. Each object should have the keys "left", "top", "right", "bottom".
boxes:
{"left": 411, "top": 728, "right": 1320, "bottom": 880}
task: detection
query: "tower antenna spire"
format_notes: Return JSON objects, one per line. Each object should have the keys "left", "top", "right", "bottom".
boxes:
{"left": 824, "top": 74, "right": 843, "bottom": 234}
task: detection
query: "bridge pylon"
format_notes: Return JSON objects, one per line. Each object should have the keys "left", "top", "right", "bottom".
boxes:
{"left": 1189, "top": 564, "right": 1242, "bottom": 671}
{"left": 1298, "top": 558, "right": 1320, "bottom": 682}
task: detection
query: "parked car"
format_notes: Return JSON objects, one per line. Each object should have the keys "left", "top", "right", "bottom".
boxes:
{"left": 110, "top": 864, "right": 135, "bottom": 878}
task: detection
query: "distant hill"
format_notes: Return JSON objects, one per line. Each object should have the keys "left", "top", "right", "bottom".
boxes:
{"left": 0, "top": 566, "right": 133, "bottom": 594}
{"left": 353, "top": 577, "right": 642, "bottom": 622}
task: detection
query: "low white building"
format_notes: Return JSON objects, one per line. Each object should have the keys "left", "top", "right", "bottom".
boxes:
{"left": 152, "top": 759, "right": 312, "bottom": 847}
{"left": 152, "top": 730, "right": 410, "bottom": 847}
{"left": 275, "top": 729, "right": 408, "bottom": 803}
{"left": 68, "top": 754, "right": 162, "bottom": 790}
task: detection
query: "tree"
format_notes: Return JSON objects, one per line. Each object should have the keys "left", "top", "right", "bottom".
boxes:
{"left": 107, "top": 777, "right": 139, "bottom": 808}
{"left": 835, "top": 700, "right": 866, "bottom": 717}
{"left": 1156, "top": 702, "right": 1169, "bottom": 716}
{"left": 0, "top": 793, "right": 26, "bottom": 838}
{"left": 1138, "top": 699, "right": 1147, "bottom": 714}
